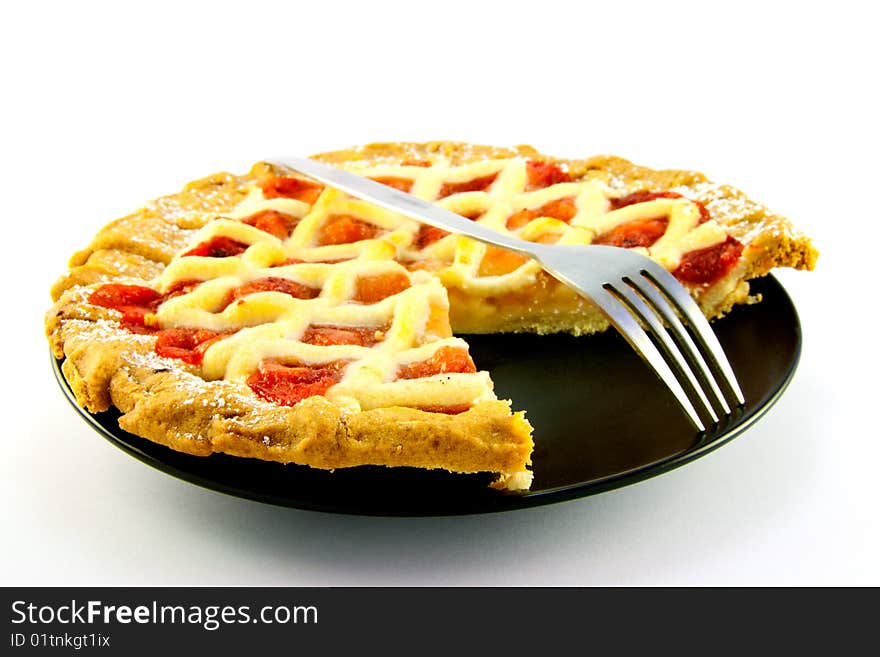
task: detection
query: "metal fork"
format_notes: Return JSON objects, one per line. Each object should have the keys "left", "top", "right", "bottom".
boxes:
{"left": 271, "top": 156, "right": 745, "bottom": 431}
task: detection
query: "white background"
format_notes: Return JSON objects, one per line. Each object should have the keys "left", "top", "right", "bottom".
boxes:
{"left": 2, "top": 1, "right": 877, "bottom": 585}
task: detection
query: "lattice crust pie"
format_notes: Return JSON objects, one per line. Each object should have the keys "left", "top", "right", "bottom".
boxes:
{"left": 46, "top": 142, "right": 818, "bottom": 490}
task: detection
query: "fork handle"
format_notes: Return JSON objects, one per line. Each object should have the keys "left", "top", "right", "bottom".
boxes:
{"left": 271, "top": 156, "right": 535, "bottom": 258}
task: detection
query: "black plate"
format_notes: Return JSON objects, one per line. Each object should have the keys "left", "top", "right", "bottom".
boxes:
{"left": 53, "top": 275, "right": 801, "bottom": 516}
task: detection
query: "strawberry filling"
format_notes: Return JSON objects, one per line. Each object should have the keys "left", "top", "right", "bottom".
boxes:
{"left": 525, "top": 160, "right": 572, "bottom": 190}
{"left": 354, "top": 271, "right": 411, "bottom": 303}
{"left": 182, "top": 236, "right": 249, "bottom": 258}
{"left": 223, "top": 277, "right": 320, "bottom": 310}
{"left": 478, "top": 246, "right": 528, "bottom": 277}
{"left": 261, "top": 176, "right": 323, "bottom": 204}
{"left": 154, "top": 328, "right": 230, "bottom": 365}
{"left": 601, "top": 190, "right": 741, "bottom": 281}
{"left": 88, "top": 281, "right": 201, "bottom": 329}
{"left": 610, "top": 190, "right": 710, "bottom": 224}
{"left": 437, "top": 173, "right": 499, "bottom": 199}
{"left": 397, "top": 346, "right": 476, "bottom": 380}
{"left": 593, "top": 217, "right": 670, "bottom": 249}
{"left": 247, "top": 359, "right": 348, "bottom": 407}
{"left": 301, "top": 325, "right": 384, "bottom": 347}
{"left": 88, "top": 284, "right": 161, "bottom": 327}
{"left": 415, "top": 210, "right": 481, "bottom": 249}
{"left": 416, "top": 405, "right": 471, "bottom": 415}
{"left": 415, "top": 224, "right": 449, "bottom": 248}
{"left": 371, "top": 176, "right": 414, "bottom": 193}
{"left": 89, "top": 282, "right": 232, "bottom": 362}
{"left": 673, "top": 236, "right": 744, "bottom": 285}
{"left": 241, "top": 210, "right": 298, "bottom": 240}
{"left": 506, "top": 196, "right": 577, "bottom": 230}
{"left": 318, "top": 215, "right": 378, "bottom": 246}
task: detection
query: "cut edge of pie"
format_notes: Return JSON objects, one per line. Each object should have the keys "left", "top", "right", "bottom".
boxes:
{"left": 45, "top": 141, "right": 818, "bottom": 492}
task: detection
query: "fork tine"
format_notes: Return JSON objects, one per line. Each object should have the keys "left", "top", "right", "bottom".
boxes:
{"left": 624, "top": 275, "right": 731, "bottom": 416}
{"left": 591, "top": 287, "right": 706, "bottom": 432}
{"left": 608, "top": 282, "right": 719, "bottom": 424}
{"left": 639, "top": 263, "right": 746, "bottom": 406}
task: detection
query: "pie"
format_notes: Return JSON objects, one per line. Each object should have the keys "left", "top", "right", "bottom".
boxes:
{"left": 45, "top": 141, "right": 818, "bottom": 491}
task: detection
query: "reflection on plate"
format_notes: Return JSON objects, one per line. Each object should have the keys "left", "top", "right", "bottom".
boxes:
{"left": 53, "top": 275, "right": 800, "bottom": 517}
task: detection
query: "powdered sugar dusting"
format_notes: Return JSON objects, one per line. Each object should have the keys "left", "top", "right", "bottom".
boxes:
{"left": 67, "top": 318, "right": 156, "bottom": 345}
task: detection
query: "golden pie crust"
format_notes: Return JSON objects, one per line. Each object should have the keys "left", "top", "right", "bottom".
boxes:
{"left": 46, "top": 141, "right": 817, "bottom": 491}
